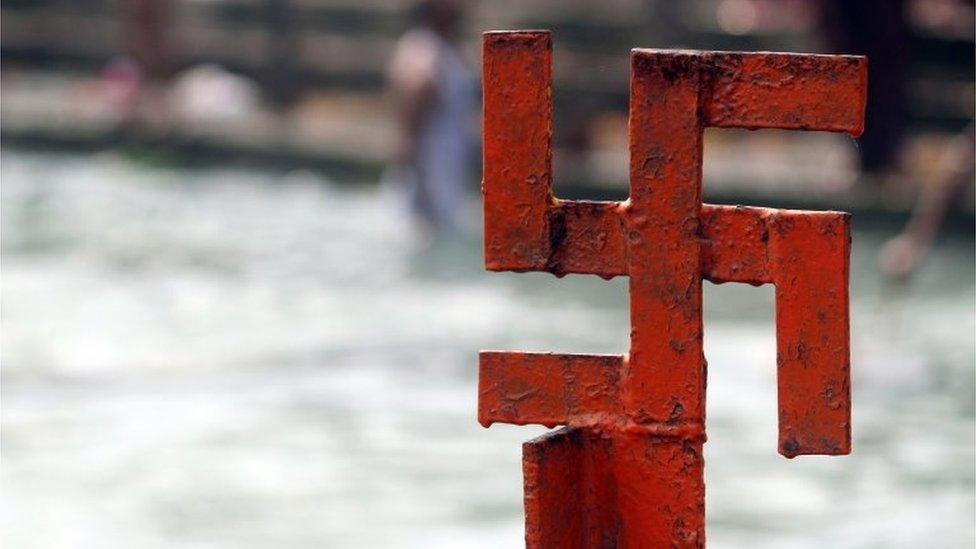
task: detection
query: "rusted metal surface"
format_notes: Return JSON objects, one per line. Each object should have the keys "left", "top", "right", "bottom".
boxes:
{"left": 480, "top": 30, "right": 866, "bottom": 548}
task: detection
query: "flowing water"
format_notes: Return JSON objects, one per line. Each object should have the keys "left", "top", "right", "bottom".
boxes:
{"left": 2, "top": 149, "right": 973, "bottom": 548}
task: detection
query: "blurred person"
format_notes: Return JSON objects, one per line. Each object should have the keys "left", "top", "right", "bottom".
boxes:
{"left": 119, "top": 0, "right": 175, "bottom": 84}
{"left": 386, "top": 0, "right": 476, "bottom": 235}
{"left": 820, "top": 0, "right": 974, "bottom": 280}
{"left": 819, "top": 0, "right": 910, "bottom": 181}
{"left": 264, "top": 0, "right": 299, "bottom": 111}
{"left": 114, "top": 0, "right": 176, "bottom": 130}
{"left": 879, "top": 125, "right": 974, "bottom": 281}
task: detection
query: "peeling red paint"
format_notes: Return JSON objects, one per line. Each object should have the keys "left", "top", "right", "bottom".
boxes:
{"left": 481, "top": 30, "right": 865, "bottom": 548}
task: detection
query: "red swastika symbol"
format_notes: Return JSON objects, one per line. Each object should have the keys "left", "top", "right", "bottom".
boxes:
{"left": 479, "top": 31, "right": 866, "bottom": 548}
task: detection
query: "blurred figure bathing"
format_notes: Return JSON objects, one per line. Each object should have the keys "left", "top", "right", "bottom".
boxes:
{"left": 112, "top": 0, "right": 176, "bottom": 131}
{"left": 820, "top": 0, "right": 909, "bottom": 181}
{"left": 387, "top": 0, "right": 476, "bottom": 236}
{"left": 819, "top": 0, "right": 974, "bottom": 281}
{"left": 879, "top": 126, "right": 974, "bottom": 281}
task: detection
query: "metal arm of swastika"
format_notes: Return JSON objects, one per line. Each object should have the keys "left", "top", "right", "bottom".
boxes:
{"left": 479, "top": 30, "right": 866, "bottom": 548}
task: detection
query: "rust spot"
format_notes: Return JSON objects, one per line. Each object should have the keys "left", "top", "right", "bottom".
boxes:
{"left": 781, "top": 437, "right": 800, "bottom": 457}
{"left": 546, "top": 206, "right": 568, "bottom": 275}
{"left": 668, "top": 400, "right": 685, "bottom": 423}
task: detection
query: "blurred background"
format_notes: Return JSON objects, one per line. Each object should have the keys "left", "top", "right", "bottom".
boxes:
{"left": 1, "top": 0, "right": 974, "bottom": 547}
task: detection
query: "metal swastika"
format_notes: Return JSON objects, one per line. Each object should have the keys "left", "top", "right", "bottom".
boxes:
{"left": 479, "top": 30, "right": 866, "bottom": 548}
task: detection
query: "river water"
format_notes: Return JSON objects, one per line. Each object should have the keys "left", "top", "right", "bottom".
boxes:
{"left": 2, "top": 149, "right": 973, "bottom": 548}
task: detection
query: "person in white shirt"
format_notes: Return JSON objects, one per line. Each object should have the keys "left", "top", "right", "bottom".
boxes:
{"left": 387, "top": 0, "right": 475, "bottom": 235}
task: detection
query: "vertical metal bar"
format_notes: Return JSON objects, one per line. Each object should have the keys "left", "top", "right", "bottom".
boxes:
{"left": 482, "top": 31, "right": 553, "bottom": 273}
{"left": 622, "top": 49, "right": 706, "bottom": 546}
